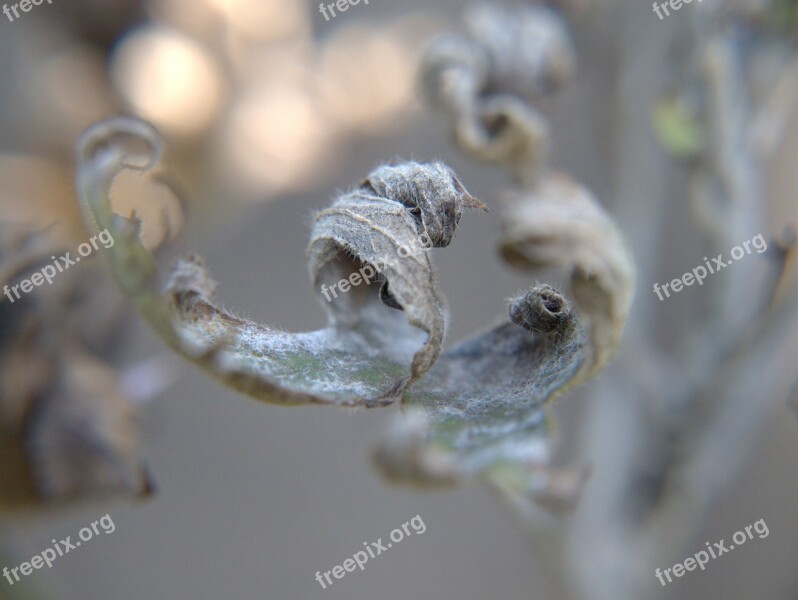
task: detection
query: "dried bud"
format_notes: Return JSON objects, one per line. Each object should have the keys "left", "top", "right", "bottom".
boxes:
{"left": 509, "top": 284, "right": 572, "bottom": 335}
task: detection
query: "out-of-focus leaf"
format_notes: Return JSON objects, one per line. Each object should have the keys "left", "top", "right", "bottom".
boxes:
{"left": 652, "top": 97, "right": 706, "bottom": 160}
{"left": 0, "top": 225, "right": 152, "bottom": 511}
{"left": 420, "top": 3, "right": 576, "bottom": 184}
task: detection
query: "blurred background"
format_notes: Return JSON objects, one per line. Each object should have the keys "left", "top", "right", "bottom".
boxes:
{"left": 1, "top": 0, "right": 797, "bottom": 599}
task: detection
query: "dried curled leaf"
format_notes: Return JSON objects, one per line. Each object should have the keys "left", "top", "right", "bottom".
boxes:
{"left": 75, "top": 118, "right": 484, "bottom": 407}
{"left": 75, "top": 116, "right": 626, "bottom": 514}
{"left": 375, "top": 285, "right": 587, "bottom": 495}
{"left": 499, "top": 175, "right": 635, "bottom": 374}
{"left": 309, "top": 162, "right": 486, "bottom": 388}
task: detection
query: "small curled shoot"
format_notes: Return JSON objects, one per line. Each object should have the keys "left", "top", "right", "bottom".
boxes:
{"left": 510, "top": 284, "right": 572, "bottom": 335}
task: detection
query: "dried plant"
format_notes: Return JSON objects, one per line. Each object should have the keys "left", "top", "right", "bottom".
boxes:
{"left": 2, "top": 1, "right": 797, "bottom": 599}
{"left": 71, "top": 2, "right": 798, "bottom": 599}
{"left": 74, "top": 93, "right": 633, "bottom": 514}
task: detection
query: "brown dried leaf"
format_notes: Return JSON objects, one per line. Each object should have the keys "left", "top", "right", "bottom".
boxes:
{"left": 0, "top": 225, "right": 152, "bottom": 511}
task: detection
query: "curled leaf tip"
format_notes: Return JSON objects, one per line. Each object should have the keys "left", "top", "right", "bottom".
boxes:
{"left": 77, "top": 117, "right": 163, "bottom": 173}
{"left": 362, "top": 161, "right": 487, "bottom": 247}
{"left": 509, "top": 284, "right": 573, "bottom": 335}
